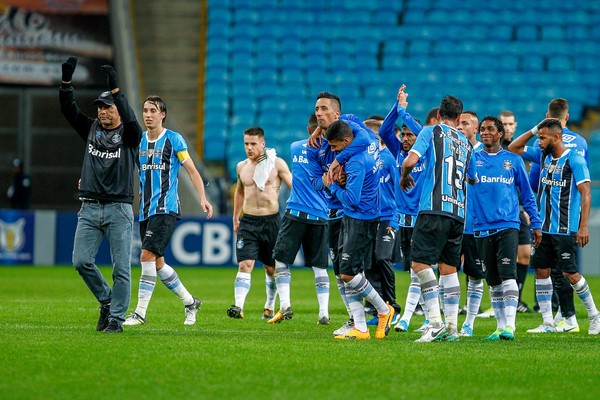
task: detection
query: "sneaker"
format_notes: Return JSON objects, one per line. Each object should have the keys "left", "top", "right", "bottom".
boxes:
{"left": 589, "top": 315, "right": 600, "bottom": 335}
{"left": 556, "top": 320, "right": 580, "bottom": 333}
{"left": 517, "top": 302, "right": 533, "bottom": 313}
{"left": 526, "top": 323, "right": 556, "bottom": 333}
{"left": 103, "top": 319, "right": 123, "bottom": 333}
{"left": 333, "top": 319, "right": 354, "bottom": 336}
{"left": 482, "top": 328, "right": 503, "bottom": 341}
{"left": 375, "top": 304, "right": 395, "bottom": 339}
{"left": 184, "top": 297, "right": 202, "bottom": 325}
{"left": 459, "top": 323, "right": 473, "bottom": 337}
{"left": 391, "top": 313, "right": 400, "bottom": 326}
{"left": 262, "top": 308, "right": 274, "bottom": 319}
{"left": 334, "top": 327, "right": 371, "bottom": 340}
{"left": 415, "top": 319, "right": 429, "bottom": 332}
{"left": 96, "top": 302, "right": 110, "bottom": 331}
{"left": 268, "top": 307, "right": 293, "bottom": 324}
{"left": 394, "top": 319, "right": 409, "bottom": 332}
{"left": 366, "top": 316, "right": 379, "bottom": 326}
{"left": 227, "top": 305, "right": 244, "bottom": 319}
{"left": 317, "top": 316, "right": 330, "bottom": 325}
{"left": 443, "top": 328, "right": 460, "bottom": 342}
{"left": 414, "top": 303, "right": 425, "bottom": 316}
{"left": 500, "top": 326, "right": 515, "bottom": 340}
{"left": 415, "top": 323, "right": 447, "bottom": 342}
{"left": 477, "top": 307, "right": 494, "bottom": 318}
{"left": 123, "top": 312, "right": 146, "bottom": 326}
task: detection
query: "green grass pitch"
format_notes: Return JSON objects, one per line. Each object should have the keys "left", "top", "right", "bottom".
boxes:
{"left": 1, "top": 266, "right": 599, "bottom": 400}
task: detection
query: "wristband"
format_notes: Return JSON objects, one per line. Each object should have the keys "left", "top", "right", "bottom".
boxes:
{"left": 531, "top": 126, "right": 538, "bottom": 136}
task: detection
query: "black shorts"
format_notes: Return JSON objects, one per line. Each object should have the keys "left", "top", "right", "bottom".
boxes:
{"left": 461, "top": 233, "right": 484, "bottom": 279}
{"left": 328, "top": 217, "right": 342, "bottom": 275}
{"left": 518, "top": 210, "right": 532, "bottom": 245}
{"left": 475, "top": 228, "right": 518, "bottom": 286}
{"left": 140, "top": 214, "right": 177, "bottom": 257}
{"left": 338, "top": 216, "right": 378, "bottom": 276}
{"left": 530, "top": 233, "right": 578, "bottom": 274}
{"left": 272, "top": 214, "right": 328, "bottom": 268}
{"left": 235, "top": 213, "right": 281, "bottom": 266}
{"left": 411, "top": 213, "right": 463, "bottom": 268}
{"left": 398, "top": 227, "right": 413, "bottom": 271}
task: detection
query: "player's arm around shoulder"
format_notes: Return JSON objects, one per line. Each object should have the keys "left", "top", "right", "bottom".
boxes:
{"left": 276, "top": 157, "right": 293, "bottom": 189}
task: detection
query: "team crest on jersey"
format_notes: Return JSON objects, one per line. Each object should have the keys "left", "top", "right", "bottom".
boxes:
{"left": 502, "top": 160, "right": 513, "bottom": 170}
{"left": 154, "top": 150, "right": 162, "bottom": 158}
{"left": 562, "top": 134, "right": 576, "bottom": 143}
{"left": 111, "top": 133, "right": 121, "bottom": 144}
{"left": 236, "top": 238, "right": 244, "bottom": 249}
{"left": 95, "top": 130, "right": 102, "bottom": 138}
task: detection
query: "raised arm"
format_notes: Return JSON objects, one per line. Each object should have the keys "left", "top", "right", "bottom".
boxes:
{"left": 59, "top": 57, "right": 94, "bottom": 141}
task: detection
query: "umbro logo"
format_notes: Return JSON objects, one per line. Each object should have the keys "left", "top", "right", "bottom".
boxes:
{"left": 341, "top": 253, "right": 350, "bottom": 261}
{"left": 501, "top": 257, "right": 511, "bottom": 265}
{"left": 561, "top": 252, "right": 571, "bottom": 260}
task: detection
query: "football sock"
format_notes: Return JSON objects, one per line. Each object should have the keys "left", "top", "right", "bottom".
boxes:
{"left": 264, "top": 272, "right": 276, "bottom": 311}
{"left": 344, "top": 283, "right": 367, "bottom": 332}
{"left": 312, "top": 267, "right": 330, "bottom": 318}
{"left": 416, "top": 268, "right": 442, "bottom": 326}
{"left": 465, "top": 278, "right": 484, "bottom": 327}
{"left": 502, "top": 279, "right": 519, "bottom": 330}
{"left": 336, "top": 275, "right": 352, "bottom": 318}
{"left": 158, "top": 264, "right": 194, "bottom": 306}
{"left": 135, "top": 261, "right": 157, "bottom": 318}
{"left": 346, "top": 273, "right": 389, "bottom": 315}
{"left": 401, "top": 269, "right": 421, "bottom": 323}
{"left": 535, "top": 277, "right": 554, "bottom": 325}
{"left": 274, "top": 261, "right": 291, "bottom": 310}
{"left": 490, "top": 284, "right": 506, "bottom": 330}
{"left": 234, "top": 271, "right": 251, "bottom": 309}
{"left": 572, "top": 276, "right": 599, "bottom": 318}
{"left": 440, "top": 272, "right": 460, "bottom": 331}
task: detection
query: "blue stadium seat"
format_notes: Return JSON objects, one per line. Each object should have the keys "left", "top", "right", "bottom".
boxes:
{"left": 547, "top": 55, "right": 574, "bottom": 71}
{"left": 515, "top": 25, "right": 538, "bottom": 41}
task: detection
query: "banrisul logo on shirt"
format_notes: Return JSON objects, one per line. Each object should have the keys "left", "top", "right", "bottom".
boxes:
{"left": 502, "top": 160, "right": 513, "bottom": 170}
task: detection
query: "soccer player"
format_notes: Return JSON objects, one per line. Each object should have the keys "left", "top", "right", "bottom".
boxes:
{"left": 362, "top": 118, "right": 401, "bottom": 327}
{"left": 400, "top": 95, "right": 475, "bottom": 342}
{"left": 59, "top": 58, "right": 142, "bottom": 333}
{"left": 324, "top": 120, "right": 394, "bottom": 340}
{"left": 228, "top": 127, "right": 292, "bottom": 319}
{"left": 269, "top": 114, "right": 330, "bottom": 324}
{"left": 499, "top": 110, "right": 533, "bottom": 315}
{"left": 457, "top": 111, "right": 485, "bottom": 337}
{"left": 124, "top": 96, "right": 213, "bottom": 326}
{"left": 374, "top": 85, "right": 430, "bottom": 333}
{"left": 467, "top": 116, "right": 542, "bottom": 341}
{"left": 509, "top": 118, "right": 600, "bottom": 335}
{"left": 528, "top": 99, "right": 589, "bottom": 332}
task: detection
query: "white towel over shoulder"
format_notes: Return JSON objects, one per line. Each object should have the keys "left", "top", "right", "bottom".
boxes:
{"left": 253, "top": 147, "right": 277, "bottom": 191}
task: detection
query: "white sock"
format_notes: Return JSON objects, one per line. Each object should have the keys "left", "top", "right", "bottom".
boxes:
{"left": 464, "top": 279, "right": 483, "bottom": 327}
{"left": 344, "top": 283, "right": 367, "bottom": 332}
{"left": 234, "top": 271, "right": 251, "bottom": 309}
{"left": 420, "top": 296, "right": 430, "bottom": 320}
{"left": 264, "top": 273, "right": 276, "bottom": 310}
{"left": 401, "top": 270, "right": 421, "bottom": 323}
{"left": 336, "top": 275, "right": 352, "bottom": 318}
{"left": 416, "top": 268, "right": 442, "bottom": 326}
{"left": 535, "top": 277, "right": 554, "bottom": 325}
{"left": 440, "top": 272, "right": 460, "bottom": 331}
{"left": 572, "top": 276, "right": 600, "bottom": 318}
{"left": 490, "top": 285, "right": 506, "bottom": 330}
{"left": 158, "top": 264, "right": 194, "bottom": 306}
{"left": 312, "top": 267, "right": 330, "bottom": 318}
{"left": 274, "top": 261, "right": 291, "bottom": 310}
{"left": 134, "top": 261, "right": 157, "bottom": 318}
{"left": 346, "top": 273, "right": 389, "bottom": 315}
{"left": 502, "top": 279, "right": 519, "bottom": 330}
{"left": 554, "top": 307, "right": 564, "bottom": 324}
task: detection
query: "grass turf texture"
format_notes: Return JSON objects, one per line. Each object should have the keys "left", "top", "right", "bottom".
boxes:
{"left": 1, "top": 266, "right": 599, "bottom": 400}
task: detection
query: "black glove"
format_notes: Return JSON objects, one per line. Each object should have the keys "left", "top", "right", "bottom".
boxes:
{"left": 100, "top": 65, "right": 119, "bottom": 90}
{"left": 61, "top": 57, "right": 77, "bottom": 82}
